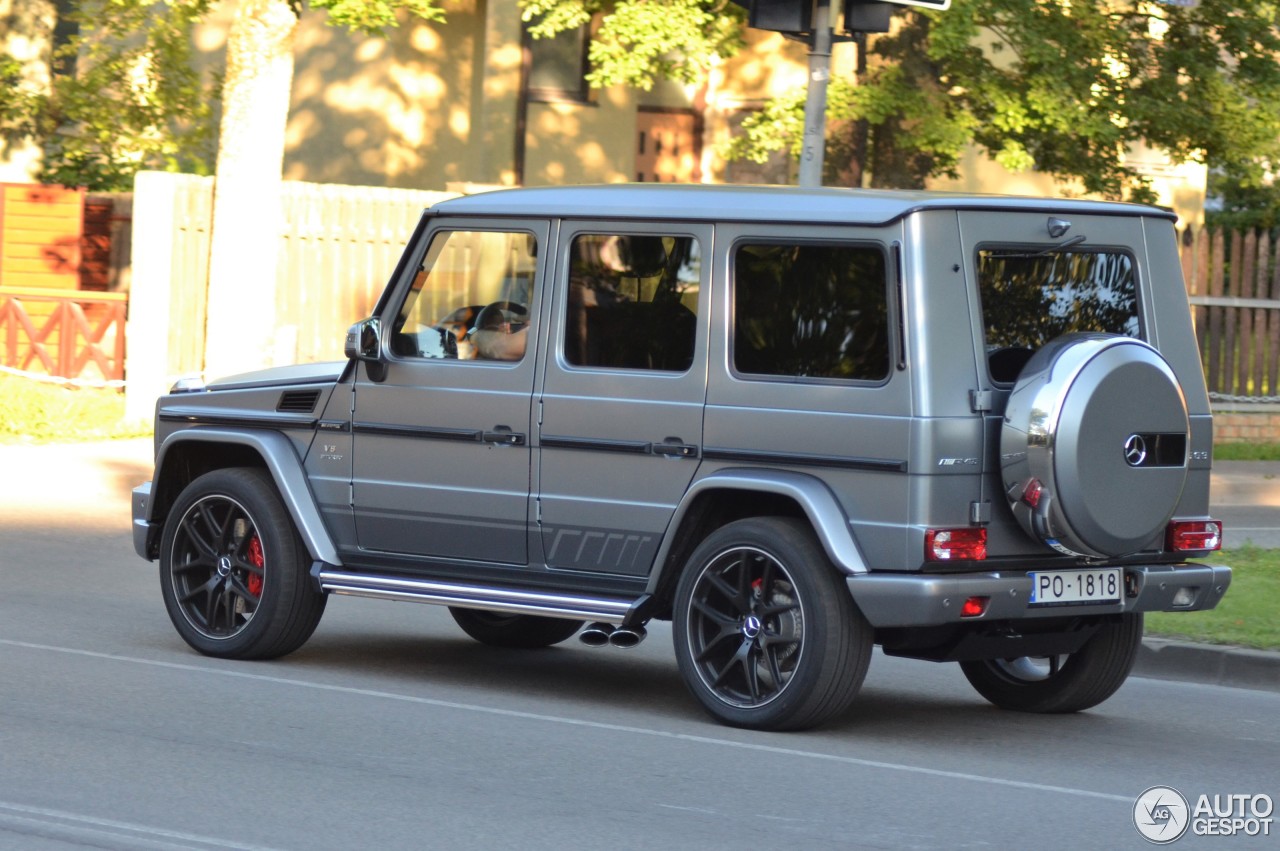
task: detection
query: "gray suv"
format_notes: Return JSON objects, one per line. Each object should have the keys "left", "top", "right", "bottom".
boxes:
{"left": 132, "top": 184, "right": 1231, "bottom": 730}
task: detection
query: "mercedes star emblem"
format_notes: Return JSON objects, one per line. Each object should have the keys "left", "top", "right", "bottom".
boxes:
{"left": 1124, "top": 433, "right": 1148, "bottom": 467}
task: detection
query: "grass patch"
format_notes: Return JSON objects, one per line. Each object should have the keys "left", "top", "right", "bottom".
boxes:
{"left": 1213, "top": 442, "right": 1280, "bottom": 461}
{"left": 0, "top": 372, "right": 151, "bottom": 443}
{"left": 1146, "top": 545, "right": 1280, "bottom": 650}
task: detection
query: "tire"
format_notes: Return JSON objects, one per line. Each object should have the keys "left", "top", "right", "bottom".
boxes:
{"left": 959, "top": 613, "right": 1143, "bottom": 713}
{"left": 672, "top": 517, "right": 872, "bottom": 731}
{"left": 159, "top": 467, "right": 326, "bottom": 660}
{"left": 448, "top": 608, "right": 583, "bottom": 648}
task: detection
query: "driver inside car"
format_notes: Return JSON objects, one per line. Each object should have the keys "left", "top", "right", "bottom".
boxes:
{"left": 468, "top": 302, "right": 530, "bottom": 361}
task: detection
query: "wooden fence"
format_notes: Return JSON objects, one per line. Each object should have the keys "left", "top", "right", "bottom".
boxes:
{"left": 1181, "top": 228, "right": 1280, "bottom": 401}
{"left": 0, "top": 287, "right": 128, "bottom": 382}
{"left": 123, "top": 173, "right": 455, "bottom": 421}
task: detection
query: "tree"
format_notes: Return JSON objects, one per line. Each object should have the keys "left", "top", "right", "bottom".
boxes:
{"left": 0, "top": 0, "right": 218, "bottom": 191}
{"left": 519, "top": 0, "right": 744, "bottom": 91}
{"left": 727, "top": 1, "right": 1280, "bottom": 200}
{"left": 203, "top": 0, "right": 444, "bottom": 377}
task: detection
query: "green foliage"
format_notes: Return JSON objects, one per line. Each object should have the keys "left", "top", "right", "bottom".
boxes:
{"left": 4, "top": 0, "right": 222, "bottom": 191}
{"left": 726, "top": 1, "right": 1280, "bottom": 200}
{"left": 520, "top": 0, "right": 744, "bottom": 91}
{"left": 0, "top": 373, "right": 150, "bottom": 443}
{"left": 309, "top": 0, "right": 445, "bottom": 35}
{"left": 1213, "top": 442, "right": 1280, "bottom": 462}
{"left": 1147, "top": 545, "right": 1280, "bottom": 650}
{"left": 1207, "top": 171, "right": 1280, "bottom": 232}
{"left": 0, "top": 57, "right": 42, "bottom": 142}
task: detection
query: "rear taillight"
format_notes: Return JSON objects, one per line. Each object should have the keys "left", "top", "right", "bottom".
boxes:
{"left": 1021, "top": 478, "right": 1044, "bottom": 508}
{"left": 925, "top": 528, "right": 987, "bottom": 561}
{"left": 1166, "top": 519, "right": 1222, "bottom": 552}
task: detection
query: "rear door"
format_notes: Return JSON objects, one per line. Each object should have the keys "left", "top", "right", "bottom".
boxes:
{"left": 536, "top": 223, "right": 711, "bottom": 576}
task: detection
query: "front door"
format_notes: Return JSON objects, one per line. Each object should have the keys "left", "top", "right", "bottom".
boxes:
{"left": 351, "top": 221, "right": 549, "bottom": 565}
{"left": 537, "top": 223, "right": 711, "bottom": 576}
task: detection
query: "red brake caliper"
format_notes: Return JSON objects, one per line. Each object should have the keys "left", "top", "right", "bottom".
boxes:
{"left": 246, "top": 535, "right": 264, "bottom": 597}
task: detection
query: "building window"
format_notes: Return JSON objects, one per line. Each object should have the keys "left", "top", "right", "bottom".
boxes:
{"left": 526, "top": 22, "right": 590, "bottom": 103}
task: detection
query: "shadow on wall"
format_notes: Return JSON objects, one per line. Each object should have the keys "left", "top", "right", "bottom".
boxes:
{"left": 284, "top": 9, "right": 482, "bottom": 189}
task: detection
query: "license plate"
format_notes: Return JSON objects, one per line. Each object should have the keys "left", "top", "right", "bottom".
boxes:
{"left": 1028, "top": 568, "right": 1122, "bottom": 606}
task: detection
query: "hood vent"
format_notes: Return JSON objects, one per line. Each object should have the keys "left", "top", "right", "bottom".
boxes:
{"left": 277, "top": 389, "right": 321, "bottom": 413}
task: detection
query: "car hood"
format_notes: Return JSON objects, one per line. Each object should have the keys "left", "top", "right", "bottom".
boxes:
{"left": 204, "top": 362, "right": 346, "bottom": 391}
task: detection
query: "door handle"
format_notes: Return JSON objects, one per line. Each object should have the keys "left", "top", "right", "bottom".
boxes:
{"left": 482, "top": 428, "right": 526, "bottom": 446}
{"left": 652, "top": 441, "right": 698, "bottom": 458}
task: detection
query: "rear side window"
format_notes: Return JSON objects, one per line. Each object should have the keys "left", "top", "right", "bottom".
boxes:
{"left": 733, "top": 242, "right": 890, "bottom": 382}
{"left": 564, "top": 233, "right": 700, "bottom": 372}
{"left": 979, "top": 248, "right": 1139, "bottom": 381}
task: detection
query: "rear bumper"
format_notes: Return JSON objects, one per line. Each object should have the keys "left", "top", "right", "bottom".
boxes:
{"left": 847, "top": 563, "right": 1232, "bottom": 628}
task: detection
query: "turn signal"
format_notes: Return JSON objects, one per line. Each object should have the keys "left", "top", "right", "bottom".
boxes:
{"left": 1166, "top": 520, "right": 1222, "bottom": 552}
{"left": 925, "top": 528, "right": 987, "bottom": 561}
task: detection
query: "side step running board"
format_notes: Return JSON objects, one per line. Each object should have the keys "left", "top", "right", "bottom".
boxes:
{"left": 314, "top": 568, "right": 637, "bottom": 624}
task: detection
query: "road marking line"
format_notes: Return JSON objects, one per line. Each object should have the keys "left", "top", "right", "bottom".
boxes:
{"left": 1, "top": 638, "right": 1133, "bottom": 804}
{"left": 0, "top": 801, "right": 285, "bottom": 850}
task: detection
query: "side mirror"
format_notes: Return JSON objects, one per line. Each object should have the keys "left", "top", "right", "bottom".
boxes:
{"left": 344, "top": 318, "right": 387, "bottom": 381}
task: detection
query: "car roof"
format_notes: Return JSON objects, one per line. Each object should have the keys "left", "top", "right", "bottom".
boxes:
{"left": 429, "top": 183, "right": 1175, "bottom": 225}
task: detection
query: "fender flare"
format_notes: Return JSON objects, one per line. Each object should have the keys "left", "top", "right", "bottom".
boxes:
{"left": 648, "top": 468, "right": 868, "bottom": 594}
{"left": 150, "top": 428, "right": 342, "bottom": 567}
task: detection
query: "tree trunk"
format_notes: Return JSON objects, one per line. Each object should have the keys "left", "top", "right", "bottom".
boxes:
{"left": 203, "top": 0, "right": 296, "bottom": 379}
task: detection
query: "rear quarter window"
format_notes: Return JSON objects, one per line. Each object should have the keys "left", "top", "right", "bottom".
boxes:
{"left": 732, "top": 242, "right": 890, "bottom": 382}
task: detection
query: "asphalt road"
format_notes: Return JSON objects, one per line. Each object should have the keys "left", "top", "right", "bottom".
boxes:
{"left": 0, "top": 441, "right": 1276, "bottom": 851}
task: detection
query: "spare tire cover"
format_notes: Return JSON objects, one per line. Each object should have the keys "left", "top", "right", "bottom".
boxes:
{"left": 1001, "top": 333, "right": 1189, "bottom": 558}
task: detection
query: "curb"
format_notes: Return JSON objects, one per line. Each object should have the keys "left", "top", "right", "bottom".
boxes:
{"left": 1135, "top": 638, "right": 1280, "bottom": 693}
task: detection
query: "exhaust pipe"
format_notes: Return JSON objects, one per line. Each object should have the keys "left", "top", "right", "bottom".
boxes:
{"left": 608, "top": 625, "right": 647, "bottom": 649}
{"left": 579, "top": 622, "right": 615, "bottom": 647}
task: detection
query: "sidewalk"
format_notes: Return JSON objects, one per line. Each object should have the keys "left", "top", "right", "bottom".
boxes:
{"left": 3, "top": 438, "right": 1277, "bottom": 694}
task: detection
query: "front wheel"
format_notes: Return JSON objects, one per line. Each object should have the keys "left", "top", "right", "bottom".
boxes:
{"left": 959, "top": 613, "right": 1143, "bottom": 713}
{"left": 672, "top": 517, "right": 872, "bottom": 731}
{"left": 159, "top": 468, "right": 326, "bottom": 660}
{"left": 448, "top": 608, "right": 583, "bottom": 648}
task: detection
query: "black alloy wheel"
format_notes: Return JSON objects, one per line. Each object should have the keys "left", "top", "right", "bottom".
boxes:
{"left": 159, "top": 468, "right": 325, "bottom": 659}
{"left": 673, "top": 517, "right": 872, "bottom": 731}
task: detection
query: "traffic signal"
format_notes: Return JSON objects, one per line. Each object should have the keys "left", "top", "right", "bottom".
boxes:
{"left": 842, "top": 0, "right": 949, "bottom": 34}
{"left": 729, "top": 0, "right": 812, "bottom": 34}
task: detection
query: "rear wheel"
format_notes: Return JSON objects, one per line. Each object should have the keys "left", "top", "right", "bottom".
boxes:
{"left": 448, "top": 608, "right": 583, "bottom": 648}
{"left": 159, "top": 468, "right": 326, "bottom": 660}
{"left": 959, "top": 613, "right": 1143, "bottom": 713}
{"left": 672, "top": 517, "right": 872, "bottom": 731}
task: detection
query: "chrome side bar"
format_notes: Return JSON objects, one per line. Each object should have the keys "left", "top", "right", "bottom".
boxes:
{"left": 315, "top": 569, "right": 636, "bottom": 624}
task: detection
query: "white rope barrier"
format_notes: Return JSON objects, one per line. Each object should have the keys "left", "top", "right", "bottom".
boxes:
{"left": 0, "top": 364, "right": 126, "bottom": 390}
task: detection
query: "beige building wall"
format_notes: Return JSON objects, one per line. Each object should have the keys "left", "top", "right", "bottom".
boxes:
{"left": 1, "top": 0, "right": 1210, "bottom": 225}
{"left": 285, "top": 1, "right": 485, "bottom": 189}
{"left": 524, "top": 91, "right": 635, "bottom": 186}
{"left": 928, "top": 144, "right": 1208, "bottom": 230}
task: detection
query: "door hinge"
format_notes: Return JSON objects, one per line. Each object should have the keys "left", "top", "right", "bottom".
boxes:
{"left": 970, "top": 389, "right": 993, "bottom": 413}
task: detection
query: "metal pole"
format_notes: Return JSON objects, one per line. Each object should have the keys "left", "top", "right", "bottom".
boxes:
{"left": 798, "top": 0, "right": 833, "bottom": 188}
